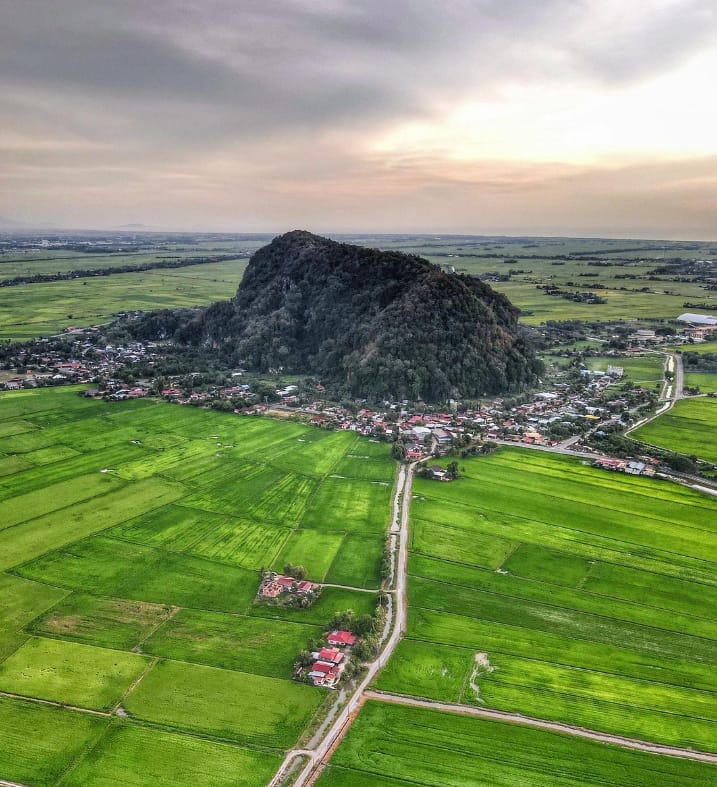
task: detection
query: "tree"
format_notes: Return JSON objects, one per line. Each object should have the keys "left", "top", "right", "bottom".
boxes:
{"left": 446, "top": 461, "right": 459, "bottom": 479}
{"left": 391, "top": 441, "right": 406, "bottom": 461}
{"left": 283, "top": 563, "right": 307, "bottom": 581}
{"left": 297, "top": 650, "right": 313, "bottom": 667}
{"left": 353, "top": 613, "right": 377, "bottom": 638}
{"left": 352, "top": 638, "right": 378, "bottom": 661}
{"left": 329, "top": 610, "right": 354, "bottom": 631}
{"left": 664, "top": 453, "right": 697, "bottom": 474}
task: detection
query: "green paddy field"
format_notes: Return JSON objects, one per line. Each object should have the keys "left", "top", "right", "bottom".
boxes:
{"left": 632, "top": 397, "right": 717, "bottom": 463}
{"left": 317, "top": 701, "right": 717, "bottom": 787}
{"left": 0, "top": 386, "right": 392, "bottom": 785}
{"left": 3, "top": 383, "right": 717, "bottom": 784}
{"left": 374, "top": 448, "right": 717, "bottom": 753}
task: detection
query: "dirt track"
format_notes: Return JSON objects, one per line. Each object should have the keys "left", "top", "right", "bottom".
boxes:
{"left": 364, "top": 690, "right": 717, "bottom": 764}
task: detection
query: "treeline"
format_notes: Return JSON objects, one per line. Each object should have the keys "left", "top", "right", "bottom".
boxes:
{"left": 682, "top": 302, "right": 717, "bottom": 311}
{"left": 536, "top": 284, "right": 606, "bottom": 304}
{"left": 682, "top": 350, "right": 717, "bottom": 373}
{"left": 0, "top": 254, "right": 247, "bottom": 288}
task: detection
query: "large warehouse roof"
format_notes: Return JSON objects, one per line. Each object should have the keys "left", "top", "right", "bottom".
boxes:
{"left": 677, "top": 313, "right": 717, "bottom": 325}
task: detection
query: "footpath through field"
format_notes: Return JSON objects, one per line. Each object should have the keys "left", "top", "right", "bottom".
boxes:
{"left": 363, "top": 691, "right": 717, "bottom": 765}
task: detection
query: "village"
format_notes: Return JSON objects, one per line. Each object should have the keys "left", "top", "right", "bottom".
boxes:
{"left": 257, "top": 571, "right": 359, "bottom": 689}
{"left": 0, "top": 327, "right": 661, "bottom": 465}
{"left": 2, "top": 315, "right": 715, "bottom": 479}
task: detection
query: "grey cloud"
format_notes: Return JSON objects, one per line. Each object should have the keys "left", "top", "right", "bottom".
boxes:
{"left": 1, "top": 0, "right": 717, "bottom": 235}
{"left": 0, "top": 0, "right": 572, "bottom": 149}
{"left": 569, "top": 1, "right": 717, "bottom": 84}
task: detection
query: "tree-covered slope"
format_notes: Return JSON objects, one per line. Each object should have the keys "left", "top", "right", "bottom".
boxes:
{"left": 163, "top": 231, "right": 542, "bottom": 400}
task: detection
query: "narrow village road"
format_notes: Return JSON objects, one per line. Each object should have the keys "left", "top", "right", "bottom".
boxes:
{"left": 626, "top": 351, "right": 681, "bottom": 436}
{"left": 363, "top": 691, "right": 717, "bottom": 764}
{"left": 269, "top": 391, "right": 717, "bottom": 785}
{"left": 318, "top": 583, "right": 377, "bottom": 593}
{"left": 267, "top": 461, "right": 415, "bottom": 787}
{"left": 674, "top": 351, "right": 685, "bottom": 400}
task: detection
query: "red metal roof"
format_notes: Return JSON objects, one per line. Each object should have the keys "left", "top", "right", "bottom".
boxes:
{"left": 327, "top": 630, "right": 356, "bottom": 646}
{"left": 318, "top": 647, "right": 343, "bottom": 664}
{"left": 311, "top": 661, "right": 337, "bottom": 675}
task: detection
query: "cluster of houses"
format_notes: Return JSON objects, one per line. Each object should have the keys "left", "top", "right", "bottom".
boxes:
{"left": 258, "top": 360, "right": 654, "bottom": 452}
{"left": 593, "top": 457, "right": 657, "bottom": 476}
{"left": 258, "top": 571, "right": 317, "bottom": 599}
{"left": 0, "top": 335, "right": 160, "bottom": 391}
{"left": 305, "top": 630, "right": 357, "bottom": 687}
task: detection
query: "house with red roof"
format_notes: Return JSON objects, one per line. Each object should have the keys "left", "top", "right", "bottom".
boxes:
{"left": 297, "top": 580, "right": 315, "bottom": 594}
{"left": 308, "top": 660, "right": 343, "bottom": 687}
{"left": 316, "top": 647, "right": 343, "bottom": 665}
{"left": 327, "top": 630, "right": 356, "bottom": 647}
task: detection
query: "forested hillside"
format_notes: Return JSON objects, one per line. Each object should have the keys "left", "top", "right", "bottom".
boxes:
{"left": 130, "top": 231, "right": 542, "bottom": 401}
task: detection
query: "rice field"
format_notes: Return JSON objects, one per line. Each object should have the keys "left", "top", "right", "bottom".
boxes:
{"left": 318, "top": 700, "right": 717, "bottom": 786}
{"left": 0, "top": 386, "right": 392, "bottom": 784}
{"left": 632, "top": 397, "right": 717, "bottom": 463}
{"left": 684, "top": 372, "right": 717, "bottom": 393}
{"left": 0, "top": 258, "right": 248, "bottom": 341}
{"left": 585, "top": 353, "right": 665, "bottom": 389}
{"left": 375, "top": 448, "right": 717, "bottom": 752}
{"left": 63, "top": 723, "right": 281, "bottom": 787}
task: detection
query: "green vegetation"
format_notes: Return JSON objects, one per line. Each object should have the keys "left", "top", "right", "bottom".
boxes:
{"left": 301, "top": 476, "right": 393, "bottom": 535}
{"left": 0, "top": 257, "right": 248, "bottom": 341}
{"left": 274, "top": 529, "right": 345, "bottom": 580}
{"left": 684, "top": 372, "right": 717, "bottom": 392}
{"left": 0, "top": 637, "right": 148, "bottom": 710}
{"left": 376, "top": 448, "right": 717, "bottom": 752}
{"left": 633, "top": 397, "right": 717, "bottom": 463}
{"left": 0, "top": 696, "right": 108, "bottom": 786}
{"left": 28, "top": 593, "right": 175, "bottom": 650}
{"left": 325, "top": 535, "right": 384, "bottom": 588}
{"left": 0, "top": 386, "right": 393, "bottom": 783}
{"left": 143, "top": 609, "right": 321, "bottom": 677}
{"left": 64, "top": 723, "right": 282, "bottom": 787}
{"left": 318, "top": 700, "right": 717, "bottom": 786}
{"left": 16, "top": 536, "right": 261, "bottom": 612}
{"left": 122, "top": 659, "right": 322, "bottom": 747}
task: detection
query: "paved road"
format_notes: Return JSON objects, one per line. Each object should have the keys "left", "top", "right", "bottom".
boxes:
{"left": 364, "top": 691, "right": 717, "bottom": 764}
{"left": 674, "top": 351, "right": 685, "bottom": 400}
{"left": 626, "top": 351, "right": 681, "bottom": 436}
{"left": 268, "top": 461, "right": 415, "bottom": 787}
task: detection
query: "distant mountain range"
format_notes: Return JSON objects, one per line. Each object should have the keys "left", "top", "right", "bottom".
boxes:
{"left": 130, "top": 230, "right": 541, "bottom": 401}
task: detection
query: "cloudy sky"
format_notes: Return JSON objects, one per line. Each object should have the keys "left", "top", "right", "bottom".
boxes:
{"left": 1, "top": 0, "right": 716, "bottom": 238}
